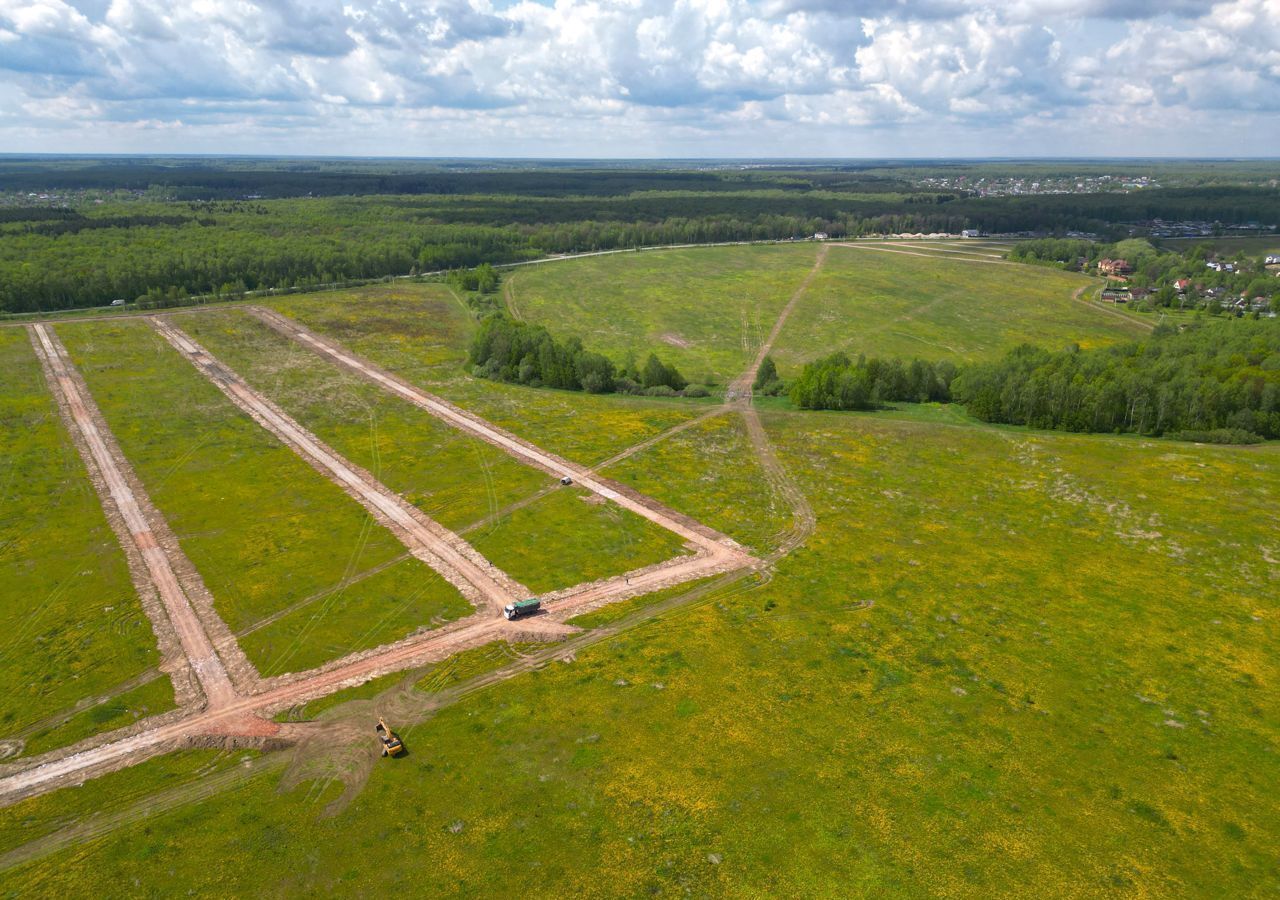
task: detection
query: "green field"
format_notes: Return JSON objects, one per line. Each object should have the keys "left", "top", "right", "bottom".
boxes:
{"left": 769, "top": 246, "right": 1148, "bottom": 371}
{"left": 58, "top": 320, "right": 471, "bottom": 675}
{"left": 507, "top": 245, "right": 821, "bottom": 382}
{"left": 4, "top": 408, "right": 1275, "bottom": 895}
{"left": 469, "top": 486, "right": 688, "bottom": 594}
{"left": 602, "top": 411, "right": 790, "bottom": 553}
{"left": 268, "top": 286, "right": 707, "bottom": 463}
{"left": 2, "top": 244, "right": 1276, "bottom": 895}
{"left": 180, "top": 309, "right": 689, "bottom": 594}
{"left": 500, "top": 243, "right": 1151, "bottom": 382}
{"left": 0, "top": 328, "right": 170, "bottom": 757}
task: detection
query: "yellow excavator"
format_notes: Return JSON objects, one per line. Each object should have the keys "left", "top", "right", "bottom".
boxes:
{"left": 376, "top": 717, "right": 404, "bottom": 758}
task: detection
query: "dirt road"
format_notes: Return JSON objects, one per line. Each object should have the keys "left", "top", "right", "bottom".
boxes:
{"left": 247, "top": 307, "right": 748, "bottom": 560}
{"left": 0, "top": 310, "right": 760, "bottom": 808}
{"left": 27, "top": 324, "right": 239, "bottom": 709}
{"left": 150, "top": 317, "right": 527, "bottom": 615}
{"left": 728, "top": 244, "right": 829, "bottom": 401}
{"left": 833, "top": 242, "right": 1013, "bottom": 264}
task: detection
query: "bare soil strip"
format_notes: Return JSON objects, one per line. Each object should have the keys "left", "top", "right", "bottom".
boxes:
{"left": 27, "top": 324, "right": 239, "bottom": 710}
{"left": 247, "top": 307, "right": 750, "bottom": 559}
{"left": 0, "top": 314, "right": 761, "bottom": 810}
{"left": 834, "top": 242, "right": 1013, "bottom": 264}
{"left": 150, "top": 317, "right": 527, "bottom": 615}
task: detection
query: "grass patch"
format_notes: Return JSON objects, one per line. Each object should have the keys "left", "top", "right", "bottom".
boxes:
{"left": 415, "top": 641, "right": 544, "bottom": 693}
{"left": 0, "top": 329, "right": 164, "bottom": 750}
{"left": 6, "top": 410, "right": 1276, "bottom": 896}
{"left": 770, "top": 246, "right": 1148, "bottom": 372}
{"left": 0, "top": 749, "right": 259, "bottom": 856}
{"left": 508, "top": 244, "right": 821, "bottom": 382}
{"left": 469, "top": 486, "right": 689, "bottom": 594}
{"left": 602, "top": 411, "right": 790, "bottom": 552}
{"left": 57, "top": 320, "right": 467, "bottom": 673}
{"left": 566, "top": 574, "right": 731, "bottom": 630}
{"left": 19, "top": 675, "right": 174, "bottom": 759}
{"left": 240, "top": 555, "right": 469, "bottom": 678}
{"left": 179, "top": 309, "right": 547, "bottom": 532}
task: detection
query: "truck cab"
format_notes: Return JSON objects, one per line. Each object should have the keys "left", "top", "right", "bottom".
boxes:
{"left": 503, "top": 597, "right": 541, "bottom": 620}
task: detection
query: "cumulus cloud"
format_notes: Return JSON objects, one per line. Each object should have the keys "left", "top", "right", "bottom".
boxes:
{"left": 0, "top": 0, "right": 1276, "bottom": 154}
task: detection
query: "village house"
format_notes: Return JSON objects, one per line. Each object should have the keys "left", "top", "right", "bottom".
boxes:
{"left": 1100, "top": 287, "right": 1131, "bottom": 303}
{"left": 1097, "top": 258, "right": 1132, "bottom": 276}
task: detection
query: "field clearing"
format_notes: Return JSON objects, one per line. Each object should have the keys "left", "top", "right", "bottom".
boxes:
{"left": 770, "top": 245, "right": 1146, "bottom": 371}
{"left": 0, "top": 329, "right": 169, "bottom": 756}
{"left": 266, "top": 286, "right": 706, "bottom": 464}
{"left": 179, "top": 310, "right": 548, "bottom": 533}
{"left": 179, "top": 309, "right": 687, "bottom": 596}
{"left": 602, "top": 411, "right": 790, "bottom": 553}
{"left": 58, "top": 320, "right": 470, "bottom": 673}
{"left": 468, "top": 486, "right": 689, "bottom": 595}
{"left": 505, "top": 244, "right": 823, "bottom": 382}
{"left": 5, "top": 406, "right": 1274, "bottom": 895}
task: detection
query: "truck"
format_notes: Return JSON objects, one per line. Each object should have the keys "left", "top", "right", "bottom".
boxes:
{"left": 376, "top": 717, "right": 404, "bottom": 758}
{"left": 503, "top": 597, "right": 541, "bottom": 620}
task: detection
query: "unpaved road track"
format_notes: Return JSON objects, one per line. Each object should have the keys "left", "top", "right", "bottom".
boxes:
{"left": 723, "top": 247, "right": 822, "bottom": 557}
{"left": 151, "top": 317, "right": 527, "bottom": 615}
{"left": 834, "top": 242, "right": 1013, "bottom": 265}
{"left": 0, "top": 315, "right": 757, "bottom": 808}
{"left": 248, "top": 307, "right": 748, "bottom": 560}
{"left": 728, "top": 245, "right": 829, "bottom": 401}
{"left": 27, "top": 324, "right": 238, "bottom": 709}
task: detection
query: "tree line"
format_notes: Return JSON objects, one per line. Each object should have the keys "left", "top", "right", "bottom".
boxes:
{"left": 3, "top": 179, "right": 1278, "bottom": 313}
{"left": 950, "top": 319, "right": 1280, "bottom": 440}
{"left": 468, "top": 315, "right": 693, "bottom": 397}
{"left": 788, "top": 353, "right": 956, "bottom": 410}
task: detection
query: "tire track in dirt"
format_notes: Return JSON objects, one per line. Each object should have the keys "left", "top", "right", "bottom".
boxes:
{"left": 149, "top": 316, "right": 528, "bottom": 616}
{"left": 27, "top": 324, "right": 241, "bottom": 710}
{"left": 720, "top": 247, "right": 822, "bottom": 558}
{"left": 728, "top": 243, "right": 829, "bottom": 401}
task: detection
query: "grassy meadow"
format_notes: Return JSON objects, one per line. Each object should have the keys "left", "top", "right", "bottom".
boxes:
{"left": 181, "top": 309, "right": 691, "bottom": 595}
{"left": 505, "top": 245, "right": 824, "bottom": 382}
{"left": 58, "top": 320, "right": 472, "bottom": 675}
{"left": 2, "top": 245, "right": 1277, "bottom": 896}
{"left": 267, "top": 286, "right": 706, "bottom": 464}
{"left": 769, "top": 246, "right": 1148, "bottom": 372}
{"left": 0, "top": 328, "right": 170, "bottom": 757}
{"left": 4, "top": 407, "right": 1274, "bottom": 896}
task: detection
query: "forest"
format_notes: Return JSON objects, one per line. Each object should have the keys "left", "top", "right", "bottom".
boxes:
{"left": 3, "top": 159, "right": 1279, "bottom": 313}
{"left": 950, "top": 319, "right": 1280, "bottom": 440}
{"left": 788, "top": 353, "right": 956, "bottom": 410}
{"left": 468, "top": 314, "right": 691, "bottom": 397}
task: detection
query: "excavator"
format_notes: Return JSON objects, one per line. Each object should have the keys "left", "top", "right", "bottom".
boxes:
{"left": 376, "top": 717, "right": 404, "bottom": 758}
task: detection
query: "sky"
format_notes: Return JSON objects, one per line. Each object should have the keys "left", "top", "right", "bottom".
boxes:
{"left": 0, "top": 0, "right": 1278, "bottom": 158}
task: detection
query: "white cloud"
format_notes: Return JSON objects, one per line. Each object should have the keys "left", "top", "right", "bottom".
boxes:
{"left": 0, "top": 0, "right": 1276, "bottom": 154}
